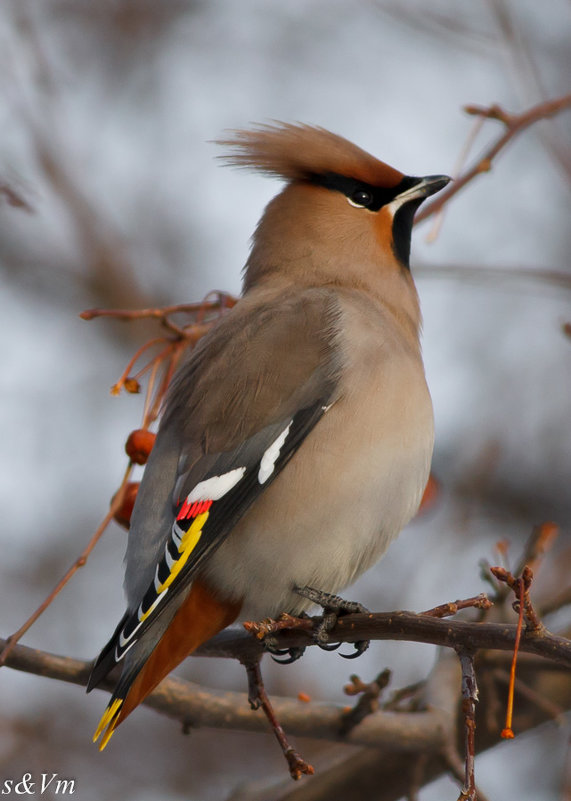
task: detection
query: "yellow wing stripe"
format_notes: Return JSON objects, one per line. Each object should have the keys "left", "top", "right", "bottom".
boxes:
{"left": 92, "top": 511, "right": 211, "bottom": 751}
{"left": 156, "top": 511, "right": 209, "bottom": 593}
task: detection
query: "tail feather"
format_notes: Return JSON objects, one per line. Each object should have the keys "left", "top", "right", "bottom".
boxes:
{"left": 93, "top": 579, "right": 241, "bottom": 749}
{"left": 93, "top": 697, "right": 124, "bottom": 750}
{"left": 87, "top": 612, "right": 129, "bottom": 693}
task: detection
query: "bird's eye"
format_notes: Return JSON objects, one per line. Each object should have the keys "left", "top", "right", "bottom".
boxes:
{"left": 347, "top": 189, "right": 374, "bottom": 208}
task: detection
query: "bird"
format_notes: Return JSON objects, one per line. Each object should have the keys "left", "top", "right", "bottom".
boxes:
{"left": 88, "top": 122, "right": 449, "bottom": 751}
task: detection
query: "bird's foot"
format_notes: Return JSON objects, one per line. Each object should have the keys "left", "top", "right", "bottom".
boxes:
{"left": 243, "top": 612, "right": 312, "bottom": 663}
{"left": 294, "top": 585, "right": 371, "bottom": 659}
{"left": 245, "top": 659, "right": 314, "bottom": 780}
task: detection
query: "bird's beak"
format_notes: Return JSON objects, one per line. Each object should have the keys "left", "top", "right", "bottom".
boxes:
{"left": 416, "top": 174, "right": 451, "bottom": 198}
{"left": 396, "top": 174, "right": 451, "bottom": 203}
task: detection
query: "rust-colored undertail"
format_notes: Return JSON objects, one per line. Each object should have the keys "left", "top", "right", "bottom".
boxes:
{"left": 116, "top": 579, "right": 241, "bottom": 726}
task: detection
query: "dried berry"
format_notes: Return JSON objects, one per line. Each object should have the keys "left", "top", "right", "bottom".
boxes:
{"left": 112, "top": 482, "right": 140, "bottom": 529}
{"left": 125, "top": 429, "right": 156, "bottom": 465}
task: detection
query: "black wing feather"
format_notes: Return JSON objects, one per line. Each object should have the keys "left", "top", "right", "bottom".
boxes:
{"left": 87, "top": 396, "right": 330, "bottom": 691}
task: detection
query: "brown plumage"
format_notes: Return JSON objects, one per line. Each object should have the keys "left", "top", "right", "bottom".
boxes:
{"left": 216, "top": 122, "right": 404, "bottom": 187}
{"left": 89, "top": 121, "right": 449, "bottom": 754}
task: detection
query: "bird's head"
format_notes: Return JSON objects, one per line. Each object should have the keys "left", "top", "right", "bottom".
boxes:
{"left": 218, "top": 123, "right": 449, "bottom": 313}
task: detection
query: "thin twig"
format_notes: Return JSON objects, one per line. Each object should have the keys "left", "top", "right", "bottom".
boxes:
{"left": 501, "top": 575, "right": 525, "bottom": 739}
{"left": 384, "top": 680, "right": 425, "bottom": 711}
{"left": 0, "top": 463, "right": 133, "bottom": 667}
{"left": 425, "top": 113, "right": 486, "bottom": 243}
{"left": 492, "top": 668, "right": 567, "bottom": 726}
{"left": 490, "top": 565, "right": 549, "bottom": 740}
{"left": 445, "top": 746, "right": 492, "bottom": 801}
{"left": 490, "top": 565, "right": 544, "bottom": 632}
{"left": 513, "top": 522, "right": 559, "bottom": 578}
{"left": 79, "top": 295, "right": 237, "bottom": 325}
{"left": 339, "top": 669, "right": 391, "bottom": 735}
{"left": 243, "top": 613, "right": 313, "bottom": 641}
{"left": 456, "top": 650, "right": 478, "bottom": 801}
{"left": 244, "top": 658, "right": 314, "bottom": 780}
{"left": 143, "top": 344, "right": 186, "bottom": 426}
{"left": 478, "top": 650, "right": 571, "bottom": 674}
{"left": 415, "top": 262, "right": 571, "bottom": 292}
{"left": 110, "top": 336, "right": 170, "bottom": 396}
{"left": 416, "top": 94, "right": 571, "bottom": 223}
{"left": 422, "top": 594, "right": 493, "bottom": 618}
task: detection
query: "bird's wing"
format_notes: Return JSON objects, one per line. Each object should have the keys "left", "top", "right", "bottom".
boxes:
{"left": 88, "top": 288, "right": 341, "bottom": 691}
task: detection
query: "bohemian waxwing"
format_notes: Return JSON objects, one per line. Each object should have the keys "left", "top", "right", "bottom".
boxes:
{"left": 89, "top": 122, "right": 449, "bottom": 748}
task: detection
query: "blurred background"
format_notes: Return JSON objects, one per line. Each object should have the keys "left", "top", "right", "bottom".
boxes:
{"left": 0, "top": 1, "right": 569, "bottom": 799}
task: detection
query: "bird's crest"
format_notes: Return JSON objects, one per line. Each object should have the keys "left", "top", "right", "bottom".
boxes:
{"left": 217, "top": 122, "right": 404, "bottom": 188}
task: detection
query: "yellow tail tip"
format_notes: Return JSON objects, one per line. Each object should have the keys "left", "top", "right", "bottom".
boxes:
{"left": 93, "top": 697, "right": 123, "bottom": 749}
{"left": 98, "top": 723, "right": 117, "bottom": 751}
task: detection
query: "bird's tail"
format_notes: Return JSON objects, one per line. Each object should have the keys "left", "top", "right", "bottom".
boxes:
{"left": 92, "top": 579, "right": 241, "bottom": 750}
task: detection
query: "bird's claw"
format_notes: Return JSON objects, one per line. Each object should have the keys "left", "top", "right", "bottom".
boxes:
{"left": 263, "top": 637, "right": 307, "bottom": 664}
{"left": 269, "top": 646, "right": 307, "bottom": 664}
{"left": 317, "top": 641, "right": 341, "bottom": 652}
{"left": 295, "top": 585, "right": 371, "bottom": 659}
{"left": 340, "top": 639, "right": 370, "bottom": 659}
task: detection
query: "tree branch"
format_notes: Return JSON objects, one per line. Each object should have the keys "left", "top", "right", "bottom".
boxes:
{"left": 225, "top": 643, "right": 570, "bottom": 801}
{"left": 2, "top": 605, "right": 569, "bottom": 735}
{"left": 416, "top": 93, "right": 571, "bottom": 223}
{"left": 196, "top": 611, "right": 571, "bottom": 668}
{"left": 1, "top": 636, "right": 451, "bottom": 750}
{"left": 414, "top": 261, "right": 571, "bottom": 292}
{"left": 2, "top": 603, "right": 569, "bottom": 800}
